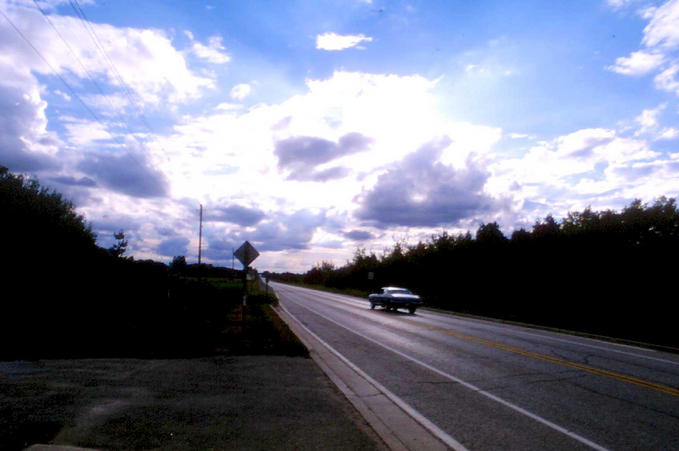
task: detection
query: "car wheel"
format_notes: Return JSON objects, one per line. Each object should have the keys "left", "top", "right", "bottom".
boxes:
{"left": 408, "top": 306, "right": 416, "bottom": 314}
{"left": 370, "top": 303, "right": 375, "bottom": 310}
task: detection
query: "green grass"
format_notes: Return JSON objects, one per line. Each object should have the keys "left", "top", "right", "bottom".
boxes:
{"left": 198, "top": 276, "right": 306, "bottom": 357}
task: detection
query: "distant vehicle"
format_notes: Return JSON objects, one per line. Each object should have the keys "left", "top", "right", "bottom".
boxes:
{"left": 369, "top": 287, "right": 422, "bottom": 314}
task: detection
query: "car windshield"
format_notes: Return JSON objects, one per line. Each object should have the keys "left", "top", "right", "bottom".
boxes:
{"left": 388, "top": 289, "right": 412, "bottom": 295}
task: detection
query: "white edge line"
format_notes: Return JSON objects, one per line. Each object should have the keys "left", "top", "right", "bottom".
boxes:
{"left": 283, "top": 296, "right": 610, "bottom": 451}
{"left": 278, "top": 302, "right": 469, "bottom": 451}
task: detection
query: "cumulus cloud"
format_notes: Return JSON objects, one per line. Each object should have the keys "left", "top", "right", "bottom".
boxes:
{"left": 206, "top": 204, "right": 266, "bottom": 226}
{"left": 343, "top": 230, "right": 375, "bottom": 241}
{"left": 609, "top": 0, "right": 679, "bottom": 96}
{"left": 191, "top": 35, "right": 231, "bottom": 64}
{"left": 606, "top": 0, "right": 637, "bottom": 10}
{"left": 0, "top": 4, "right": 213, "bottom": 105}
{"left": 157, "top": 236, "right": 190, "bottom": 257}
{"left": 608, "top": 51, "right": 665, "bottom": 76}
{"left": 655, "top": 63, "right": 679, "bottom": 94}
{"left": 78, "top": 149, "right": 169, "bottom": 198}
{"left": 316, "top": 32, "right": 372, "bottom": 51}
{"left": 247, "top": 209, "right": 326, "bottom": 251}
{"left": 207, "top": 209, "right": 327, "bottom": 254}
{"left": 275, "top": 132, "right": 373, "bottom": 181}
{"left": 355, "top": 138, "right": 499, "bottom": 228}
{"left": 495, "top": 128, "right": 656, "bottom": 188}
{"left": 48, "top": 175, "right": 97, "bottom": 187}
{"left": 230, "top": 83, "right": 251, "bottom": 100}
{"left": 62, "top": 118, "right": 114, "bottom": 146}
{"left": 0, "top": 69, "right": 59, "bottom": 172}
{"left": 642, "top": 0, "right": 679, "bottom": 49}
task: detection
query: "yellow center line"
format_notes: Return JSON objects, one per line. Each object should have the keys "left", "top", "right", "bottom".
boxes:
{"left": 398, "top": 317, "right": 679, "bottom": 397}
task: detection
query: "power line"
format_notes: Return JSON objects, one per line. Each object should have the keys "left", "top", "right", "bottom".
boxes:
{"left": 68, "top": 0, "right": 155, "bottom": 134}
{"left": 31, "top": 0, "right": 143, "bottom": 141}
{"left": 1, "top": 8, "right": 105, "bottom": 128}
{"left": 1, "top": 6, "right": 151, "bottom": 177}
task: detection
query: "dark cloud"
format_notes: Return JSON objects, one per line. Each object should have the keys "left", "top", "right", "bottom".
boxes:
{"left": 338, "top": 132, "right": 374, "bottom": 154}
{"left": 91, "top": 215, "right": 142, "bottom": 236}
{"left": 0, "top": 82, "right": 58, "bottom": 172}
{"left": 275, "top": 132, "right": 373, "bottom": 181}
{"left": 79, "top": 150, "right": 169, "bottom": 198}
{"left": 49, "top": 176, "right": 97, "bottom": 187}
{"left": 201, "top": 236, "right": 236, "bottom": 264}
{"left": 355, "top": 138, "right": 498, "bottom": 228}
{"left": 207, "top": 204, "right": 266, "bottom": 226}
{"left": 310, "top": 166, "right": 350, "bottom": 182}
{"left": 343, "top": 230, "right": 375, "bottom": 241}
{"left": 157, "top": 236, "right": 190, "bottom": 257}
{"left": 155, "top": 226, "right": 176, "bottom": 237}
{"left": 221, "top": 209, "right": 326, "bottom": 252}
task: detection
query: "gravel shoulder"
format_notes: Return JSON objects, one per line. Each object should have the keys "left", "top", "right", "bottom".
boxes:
{"left": 1, "top": 356, "right": 385, "bottom": 450}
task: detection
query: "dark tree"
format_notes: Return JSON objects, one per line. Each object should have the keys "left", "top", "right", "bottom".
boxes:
{"left": 109, "top": 230, "right": 129, "bottom": 258}
{"left": 170, "top": 255, "right": 188, "bottom": 273}
{"left": 476, "top": 222, "right": 507, "bottom": 245}
{"left": 0, "top": 166, "right": 97, "bottom": 257}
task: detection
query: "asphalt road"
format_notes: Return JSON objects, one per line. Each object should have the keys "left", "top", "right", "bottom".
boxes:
{"left": 272, "top": 282, "right": 679, "bottom": 450}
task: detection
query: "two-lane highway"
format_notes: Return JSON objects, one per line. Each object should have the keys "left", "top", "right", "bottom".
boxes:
{"left": 273, "top": 282, "right": 679, "bottom": 450}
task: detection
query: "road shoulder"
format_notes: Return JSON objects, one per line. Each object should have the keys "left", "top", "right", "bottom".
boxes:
{"left": 274, "top": 303, "right": 456, "bottom": 451}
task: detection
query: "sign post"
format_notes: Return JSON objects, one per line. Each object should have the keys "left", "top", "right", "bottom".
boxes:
{"left": 233, "top": 241, "right": 259, "bottom": 322}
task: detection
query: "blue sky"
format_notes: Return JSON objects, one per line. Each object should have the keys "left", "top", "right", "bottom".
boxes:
{"left": 1, "top": 0, "right": 678, "bottom": 271}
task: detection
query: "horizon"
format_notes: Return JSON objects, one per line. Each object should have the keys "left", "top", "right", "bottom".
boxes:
{"left": 2, "top": 0, "right": 679, "bottom": 272}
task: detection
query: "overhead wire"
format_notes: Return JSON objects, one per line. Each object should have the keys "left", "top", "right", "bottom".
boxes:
{"left": 0, "top": 7, "right": 105, "bottom": 128}
{"left": 1, "top": 4, "right": 151, "bottom": 178}
{"left": 65, "top": 0, "right": 174, "bottom": 173}
{"left": 67, "top": 0, "right": 155, "bottom": 134}
{"left": 31, "top": 0, "right": 145, "bottom": 144}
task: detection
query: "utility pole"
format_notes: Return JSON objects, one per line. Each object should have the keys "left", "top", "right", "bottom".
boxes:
{"left": 198, "top": 204, "right": 203, "bottom": 265}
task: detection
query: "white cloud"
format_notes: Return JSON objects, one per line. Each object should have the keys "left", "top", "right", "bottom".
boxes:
{"left": 631, "top": 104, "right": 678, "bottom": 140}
{"left": 635, "top": 104, "right": 663, "bottom": 135}
{"left": 609, "top": 0, "right": 679, "bottom": 97}
{"left": 0, "top": 4, "right": 214, "bottom": 105}
{"left": 191, "top": 35, "right": 231, "bottom": 64}
{"left": 606, "top": 0, "right": 637, "bottom": 10}
{"left": 215, "top": 102, "right": 242, "bottom": 111}
{"left": 642, "top": 0, "right": 679, "bottom": 49}
{"left": 316, "top": 32, "right": 373, "bottom": 51}
{"left": 608, "top": 50, "right": 664, "bottom": 76}
{"left": 82, "top": 93, "right": 130, "bottom": 114}
{"left": 654, "top": 63, "right": 679, "bottom": 94}
{"left": 508, "top": 133, "right": 533, "bottom": 139}
{"left": 657, "top": 127, "right": 679, "bottom": 139}
{"left": 230, "top": 83, "right": 251, "bottom": 100}
{"left": 63, "top": 118, "right": 113, "bottom": 145}
{"left": 491, "top": 128, "right": 657, "bottom": 195}
{"left": 135, "top": 70, "right": 506, "bottom": 268}
{"left": 53, "top": 89, "right": 71, "bottom": 101}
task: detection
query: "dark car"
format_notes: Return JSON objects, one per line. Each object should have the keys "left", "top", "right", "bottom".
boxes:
{"left": 368, "top": 287, "right": 423, "bottom": 314}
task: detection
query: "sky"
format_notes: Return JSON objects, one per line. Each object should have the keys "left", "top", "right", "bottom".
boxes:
{"left": 1, "top": 0, "right": 679, "bottom": 272}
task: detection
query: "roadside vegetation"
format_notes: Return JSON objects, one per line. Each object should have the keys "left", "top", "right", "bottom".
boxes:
{"left": 271, "top": 198, "right": 679, "bottom": 348}
{"left": 0, "top": 166, "right": 306, "bottom": 359}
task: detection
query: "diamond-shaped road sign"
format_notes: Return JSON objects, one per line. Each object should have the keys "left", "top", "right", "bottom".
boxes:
{"left": 234, "top": 241, "right": 259, "bottom": 267}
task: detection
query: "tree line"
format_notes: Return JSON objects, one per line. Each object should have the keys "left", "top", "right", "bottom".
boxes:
{"left": 272, "top": 198, "right": 679, "bottom": 347}
{"left": 0, "top": 166, "right": 254, "bottom": 359}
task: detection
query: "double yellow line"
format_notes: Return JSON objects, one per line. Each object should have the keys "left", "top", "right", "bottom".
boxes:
{"left": 399, "top": 317, "right": 679, "bottom": 397}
